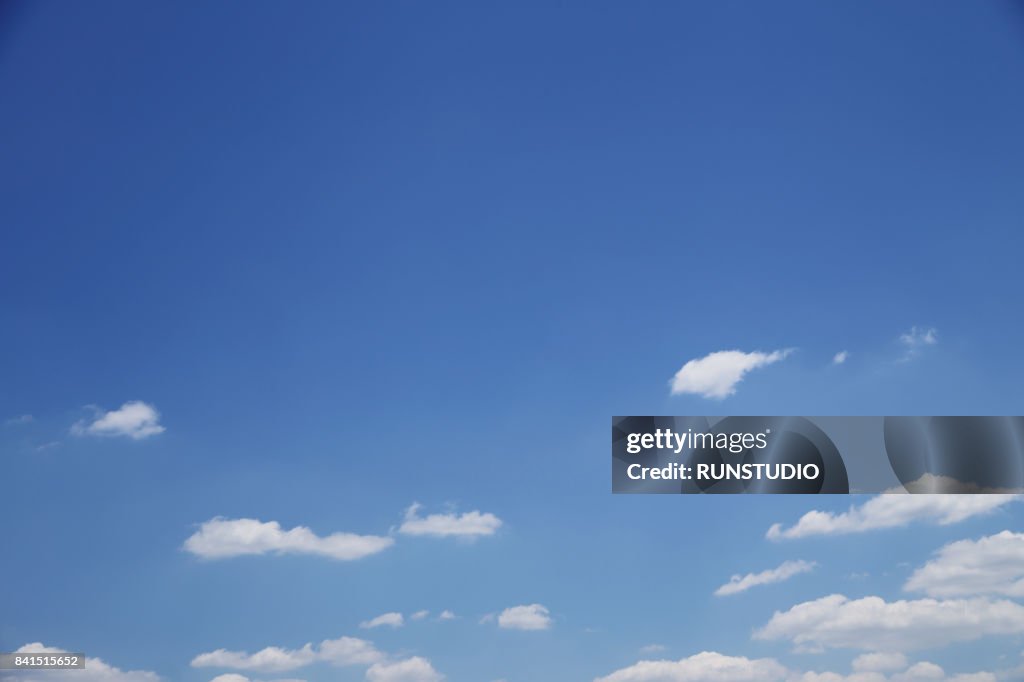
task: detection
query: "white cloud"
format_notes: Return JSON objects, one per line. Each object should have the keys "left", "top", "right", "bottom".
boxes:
{"left": 833, "top": 351, "right": 849, "bottom": 365}
{"left": 714, "top": 559, "right": 816, "bottom": 596}
{"left": 398, "top": 503, "right": 502, "bottom": 538}
{"left": 905, "top": 531, "right": 1024, "bottom": 598}
{"left": 437, "top": 610, "right": 456, "bottom": 621}
{"left": 853, "top": 653, "right": 909, "bottom": 673}
{"left": 191, "top": 646, "right": 317, "bottom": 672}
{"left": 360, "top": 612, "right": 404, "bottom": 629}
{"left": 594, "top": 650, "right": 999, "bottom": 682}
{"left": 4, "top": 414, "right": 33, "bottom": 426}
{"left": 183, "top": 517, "right": 394, "bottom": 562}
{"left": 594, "top": 651, "right": 789, "bottom": 682}
{"left": 900, "top": 327, "right": 938, "bottom": 348}
{"left": 754, "top": 594, "right": 1024, "bottom": 652}
{"left": 670, "top": 349, "right": 793, "bottom": 400}
{"left": 767, "top": 495, "right": 1018, "bottom": 540}
{"left": 365, "top": 657, "right": 444, "bottom": 682}
{"left": 899, "top": 327, "right": 938, "bottom": 361}
{"left": 71, "top": 401, "right": 165, "bottom": 439}
{"left": 192, "top": 636, "right": 382, "bottom": 673}
{"left": 497, "top": 604, "right": 552, "bottom": 631}
{"left": 5, "top": 643, "right": 159, "bottom": 682}
{"left": 410, "top": 610, "right": 430, "bottom": 621}
{"left": 639, "top": 645, "right": 666, "bottom": 654}
{"left": 208, "top": 676, "right": 307, "bottom": 682}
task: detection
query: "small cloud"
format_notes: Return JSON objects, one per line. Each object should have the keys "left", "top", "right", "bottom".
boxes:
{"left": 639, "top": 644, "right": 666, "bottom": 654}
{"left": 365, "top": 657, "right": 443, "bottom": 682}
{"left": 852, "top": 652, "right": 908, "bottom": 673}
{"left": 398, "top": 503, "right": 502, "bottom": 539}
{"left": 72, "top": 401, "right": 165, "bottom": 440}
{"left": 670, "top": 349, "right": 793, "bottom": 400}
{"left": 183, "top": 518, "right": 394, "bottom": 562}
{"left": 479, "top": 613, "right": 496, "bottom": 624}
{"left": 10, "top": 643, "right": 159, "bottom": 681}
{"left": 437, "top": 610, "right": 456, "bottom": 621}
{"left": 35, "top": 441, "right": 60, "bottom": 453}
{"left": 409, "top": 610, "right": 430, "bottom": 621}
{"left": 4, "top": 414, "right": 33, "bottom": 426}
{"left": 714, "top": 560, "right": 817, "bottom": 596}
{"left": 899, "top": 326, "right": 938, "bottom": 360}
{"left": 360, "top": 612, "right": 404, "bottom": 629}
{"left": 497, "top": 604, "right": 552, "bottom": 631}
{"left": 192, "top": 637, "right": 382, "bottom": 673}
{"left": 832, "top": 350, "right": 848, "bottom": 365}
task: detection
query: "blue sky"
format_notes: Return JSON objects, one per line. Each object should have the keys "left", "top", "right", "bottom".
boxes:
{"left": 3, "top": 1, "right": 1024, "bottom": 681}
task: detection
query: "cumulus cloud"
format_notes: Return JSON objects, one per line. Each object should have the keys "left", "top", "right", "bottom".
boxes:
{"left": 593, "top": 650, "right": 998, "bottom": 682}
{"left": 5, "top": 643, "right": 159, "bottom": 682}
{"left": 853, "top": 653, "right": 909, "bottom": 673}
{"left": 905, "top": 531, "right": 1024, "bottom": 598}
{"left": 365, "top": 657, "right": 444, "bottom": 682}
{"left": 398, "top": 503, "right": 502, "bottom": 538}
{"left": 833, "top": 351, "right": 849, "bottom": 365}
{"left": 754, "top": 594, "right": 1024, "bottom": 652}
{"left": 183, "top": 517, "right": 393, "bottom": 562}
{"left": 360, "top": 613, "right": 404, "bottom": 629}
{"left": 437, "top": 610, "right": 456, "bottom": 621}
{"left": 594, "top": 651, "right": 788, "bottom": 682}
{"left": 71, "top": 401, "right": 165, "bottom": 439}
{"left": 410, "top": 610, "right": 430, "bottom": 621}
{"left": 714, "top": 559, "right": 816, "bottom": 596}
{"left": 192, "top": 636, "right": 382, "bottom": 673}
{"left": 497, "top": 604, "right": 552, "bottom": 631}
{"left": 766, "top": 495, "right": 1018, "bottom": 541}
{"left": 208, "top": 676, "right": 306, "bottom": 682}
{"left": 670, "top": 349, "right": 793, "bottom": 400}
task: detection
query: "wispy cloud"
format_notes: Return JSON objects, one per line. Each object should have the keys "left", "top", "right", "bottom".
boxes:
{"left": 832, "top": 350, "right": 848, "bottom": 365}
{"left": 767, "top": 495, "right": 1018, "bottom": 540}
{"left": 183, "top": 518, "right": 394, "bottom": 562}
{"left": 670, "top": 349, "right": 793, "bottom": 400}
{"left": 72, "top": 401, "right": 165, "bottom": 440}
{"left": 398, "top": 503, "right": 502, "bottom": 539}
{"left": 4, "top": 414, "right": 33, "bottom": 426}
{"left": 899, "top": 326, "right": 938, "bottom": 361}
{"left": 360, "top": 612, "right": 404, "bottom": 629}
{"left": 714, "top": 560, "right": 816, "bottom": 596}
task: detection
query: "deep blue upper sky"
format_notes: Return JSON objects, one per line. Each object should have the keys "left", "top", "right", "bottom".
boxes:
{"left": 2, "top": 2, "right": 1024, "bottom": 681}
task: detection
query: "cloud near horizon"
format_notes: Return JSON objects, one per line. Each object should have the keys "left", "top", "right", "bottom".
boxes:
{"left": 754, "top": 593, "right": 1024, "bottom": 652}
{"left": 670, "top": 349, "right": 793, "bottom": 399}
